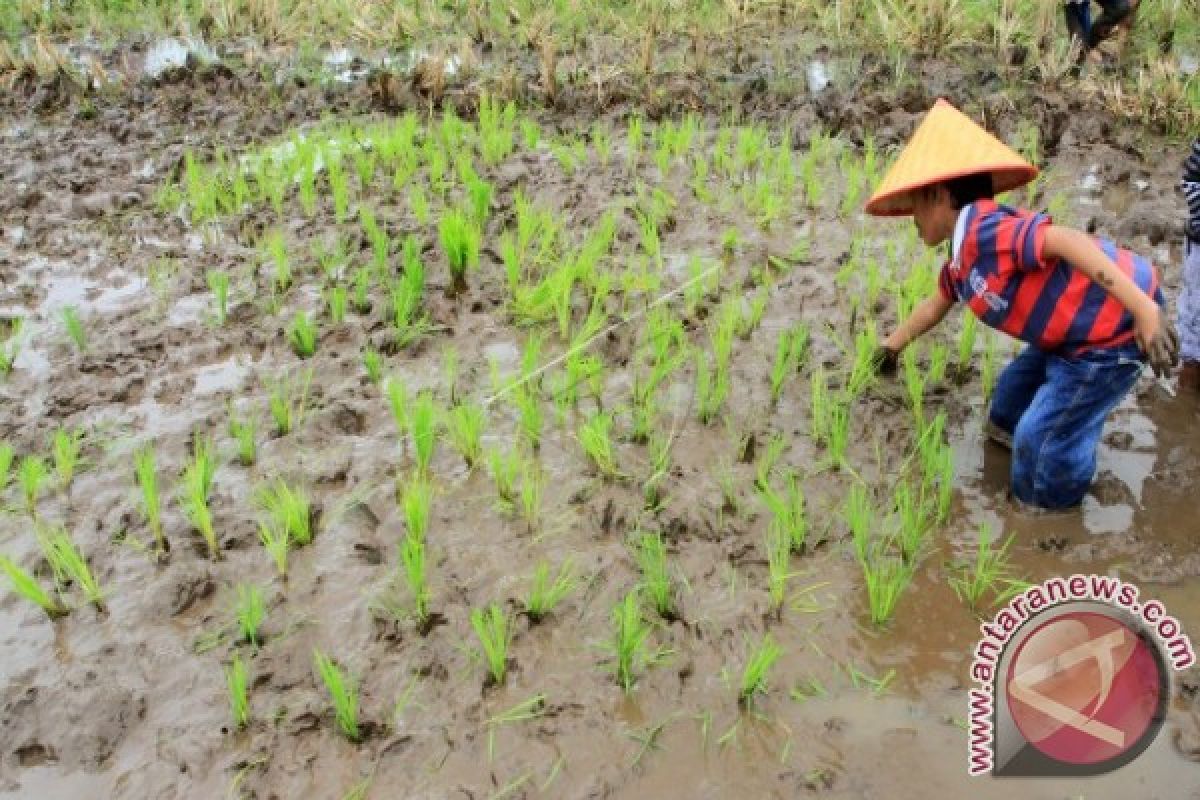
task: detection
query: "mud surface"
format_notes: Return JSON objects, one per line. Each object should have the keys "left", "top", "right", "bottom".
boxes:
{"left": 0, "top": 48, "right": 1198, "bottom": 800}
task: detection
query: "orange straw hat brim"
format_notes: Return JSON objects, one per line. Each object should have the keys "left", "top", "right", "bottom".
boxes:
{"left": 864, "top": 99, "right": 1038, "bottom": 217}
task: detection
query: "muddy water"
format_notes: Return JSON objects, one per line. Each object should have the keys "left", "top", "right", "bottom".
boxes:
{"left": 0, "top": 72, "right": 1198, "bottom": 800}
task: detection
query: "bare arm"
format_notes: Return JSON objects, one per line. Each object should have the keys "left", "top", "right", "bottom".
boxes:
{"left": 1042, "top": 225, "right": 1159, "bottom": 325}
{"left": 883, "top": 293, "right": 955, "bottom": 352}
{"left": 1042, "top": 225, "right": 1177, "bottom": 375}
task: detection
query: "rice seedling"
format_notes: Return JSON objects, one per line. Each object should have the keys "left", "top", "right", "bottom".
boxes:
{"left": 443, "top": 402, "right": 485, "bottom": 469}
{"left": 845, "top": 324, "right": 879, "bottom": 398}
{"left": 578, "top": 411, "right": 620, "bottom": 479}
{"left": 928, "top": 342, "right": 949, "bottom": 386}
{"left": 956, "top": 312, "right": 977, "bottom": 378}
{"left": 757, "top": 470, "right": 807, "bottom": 553}
{"left": 488, "top": 448, "right": 520, "bottom": 511}
{"left": 257, "top": 480, "right": 313, "bottom": 547}
{"left": 0, "top": 555, "right": 64, "bottom": 617}
{"left": 408, "top": 391, "right": 438, "bottom": 475}
{"left": 51, "top": 427, "right": 83, "bottom": 491}
{"left": 400, "top": 473, "right": 432, "bottom": 543}
{"left": 228, "top": 412, "right": 257, "bottom": 467}
{"left": 0, "top": 318, "right": 22, "bottom": 377}
{"left": 42, "top": 527, "right": 104, "bottom": 611}
{"left": 825, "top": 398, "right": 851, "bottom": 467}
{"left": 328, "top": 156, "right": 350, "bottom": 222}
{"left": 627, "top": 115, "right": 644, "bottom": 165}
{"left": 809, "top": 366, "right": 829, "bottom": 445}
{"left": 524, "top": 560, "right": 577, "bottom": 622}
{"left": 858, "top": 540, "right": 915, "bottom": 627}
{"left": 362, "top": 347, "right": 383, "bottom": 385}
{"left": 739, "top": 634, "right": 783, "bottom": 709}
{"left": 0, "top": 442, "right": 13, "bottom": 492}
{"left": 257, "top": 518, "right": 289, "bottom": 579}
{"left": 694, "top": 350, "right": 729, "bottom": 425}
{"left": 313, "top": 649, "right": 360, "bottom": 741}
{"left": 287, "top": 312, "right": 317, "bottom": 358}
{"left": 18, "top": 456, "right": 49, "bottom": 517}
{"left": 408, "top": 184, "right": 430, "bottom": 225}
{"left": 610, "top": 589, "right": 657, "bottom": 691}
{"left": 634, "top": 531, "right": 676, "bottom": 620}
{"left": 980, "top": 334, "right": 998, "bottom": 398}
{"left": 471, "top": 604, "right": 512, "bottom": 686}
{"left": 902, "top": 346, "right": 926, "bottom": 422}
{"left": 325, "top": 285, "right": 347, "bottom": 324}
{"left": 267, "top": 369, "right": 312, "bottom": 437}
{"left": 133, "top": 446, "right": 166, "bottom": 553}
{"left": 207, "top": 270, "right": 230, "bottom": 325}
{"left": 61, "top": 306, "right": 87, "bottom": 352}
{"left": 520, "top": 117, "right": 541, "bottom": 150}
{"left": 226, "top": 653, "right": 250, "bottom": 729}
{"left": 770, "top": 324, "right": 809, "bottom": 405}
{"left": 843, "top": 483, "right": 874, "bottom": 564}
{"left": 518, "top": 457, "right": 543, "bottom": 532}
{"left": 235, "top": 583, "right": 266, "bottom": 646}
{"left": 438, "top": 208, "right": 481, "bottom": 294}
{"left": 399, "top": 529, "right": 429, "bottom": 624}
{"left": 765, "top": 524, "right": 793, "bottom": 613}
{"left": 512, "top": 384, "right": 543, "bottom": 451}
{"left": 352, "top": 267, "right": 372, "bottom": 314}
{"left": 180, "top": 440, "right": 219, "bottom": 559}
{"left": 949, "top": 524, "right": 1027, "bottom": 613}
{"left": 266, "top": 231, "right": 291, "bottom": 294}
{"left": 893, "top": 481, "right": 932, "bottom": 564}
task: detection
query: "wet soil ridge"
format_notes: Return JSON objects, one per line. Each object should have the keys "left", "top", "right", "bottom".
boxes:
{"left": 1, "top": 39, "right": 1199, "bottom": 800}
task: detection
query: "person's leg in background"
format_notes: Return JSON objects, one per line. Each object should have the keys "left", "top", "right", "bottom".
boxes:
{"left": 1179, "top": 239, "right": 1200, "bottom": 391}
{"left": 1009, "top": 346, "right": 1144, "bottom": 509}
{"left": 1088, "top": 0, "right": 1134, "bottom": 47}
{"left": 1063, "top": 0, "right": 1092, "bottom": 55}
{"left": 986, "top": 345, "right": 1049, "bottom": 449}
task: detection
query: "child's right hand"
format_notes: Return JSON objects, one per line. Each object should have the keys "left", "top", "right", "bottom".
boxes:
{"left": 1135, "top": 307, "right": 1180, "bottom": 378}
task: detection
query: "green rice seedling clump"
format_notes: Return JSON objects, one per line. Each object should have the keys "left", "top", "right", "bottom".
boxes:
{"left": 257, "top": 480, "right": 313, "bottom": 547}
{"left": 0, "top": 442, "right": 14, "bottom": 492}
{"left": 235, "top": 583, "right": 266, "bottom": 645}
{"left": 18, "top": 456, "right": 48, "bottom": 517}
{"left": 42, "top": 527, "right": 104, "bottom": 611}
{"left": 634, "top": 531, "right": 676, "bottom": 620}
{"left": 524, "top": 561, "right": 576, "bottom": 622}
{"left": 180, "top": 439, "right": 219, "bottom": 558}
{"left": 226, "top": 653, "right": 250, "bottom": 729}
{"left": 471, "top": 604, "right": 512, "bottom": 686}
{"left": 287, "top": 312, "right": 317, "bottom": 358}
{"left": 228, "top": 412, "right": 257, "bottom": 467}
{"left": 444, "top": 402, "right": 486, "bottom": 469}
{"left": 61, "top": 306, "right": 87, "bottom": 352}
{"left": 313, "top": 650, "right": 360, "bottom": 741}
{"left": 578, "top": 411, "right": 620, "bottom": 479}
{"left": 0, "top": 554, "right": 64, "bottom": 617}
{"left": 207, "top": 270, "right": 230, "bottom": 325}
{"left": 949, "top": 524, "right": 1027, "bottom": 613}
{"left": 408, "top": 392, "right": 438, "bottom": 475}
{"left": 610, "top": 589, "right": 656, "bottom": 691}
{"left": 399, "top": 530, "right": 429, "bottom": 625}
{"left": 362, "top": 347, "right": 383, "bottom": 384}
{"left": 267, "top": 369, "right": 312, "bottom": 437}
{"left": 739, "top": 634, "right": 783, "bottom": 708}
{"left": 51, "top": 427, "right": 83, "bottom": 491}
{"left": 133, "top": 446, "right": 166, "bottom": 553}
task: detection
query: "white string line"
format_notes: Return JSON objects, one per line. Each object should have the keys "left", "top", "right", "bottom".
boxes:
{"left": 481, "top": 261, "right": 724, "bottom": 409}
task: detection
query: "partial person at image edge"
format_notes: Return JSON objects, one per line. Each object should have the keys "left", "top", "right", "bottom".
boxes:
{"left": 867, "top": 99, "right": 1179, "bottom": 511}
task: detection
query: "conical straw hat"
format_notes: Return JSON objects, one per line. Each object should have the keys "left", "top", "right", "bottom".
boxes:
{"left": 864, "top": 99, "right": 1038, "bottom": 217}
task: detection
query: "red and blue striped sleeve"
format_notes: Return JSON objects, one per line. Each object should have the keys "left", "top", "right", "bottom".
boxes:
{"left": 937, "top": 259, "right": 957, "bottom": 303}
{"left": 972, "top": 206, "right": 1050, "bottom": 273}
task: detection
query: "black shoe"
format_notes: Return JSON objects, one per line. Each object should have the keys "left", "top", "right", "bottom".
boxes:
{"left": 1088, "top": 0, "right": 1132, "bottom": 47}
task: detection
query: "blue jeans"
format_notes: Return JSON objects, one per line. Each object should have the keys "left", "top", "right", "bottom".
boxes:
{"left": 988, "top": 343, "right": 1145, "bottom": 509}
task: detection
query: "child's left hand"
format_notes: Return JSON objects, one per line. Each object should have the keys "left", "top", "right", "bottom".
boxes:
{"left": 1136, "top": 307, "right": 1180, "bottom": 378}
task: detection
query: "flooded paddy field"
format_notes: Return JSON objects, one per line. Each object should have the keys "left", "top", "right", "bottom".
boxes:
{"left": 0, "top": 30, "right": 1198, "bottom": 800}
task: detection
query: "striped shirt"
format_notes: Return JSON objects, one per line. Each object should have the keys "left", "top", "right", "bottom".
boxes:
{"left": 1184, "top": 137, "right": 1200, "bottom": 242}
{"left": 937, "top": 199, "right": 1162, "bottom": 354}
